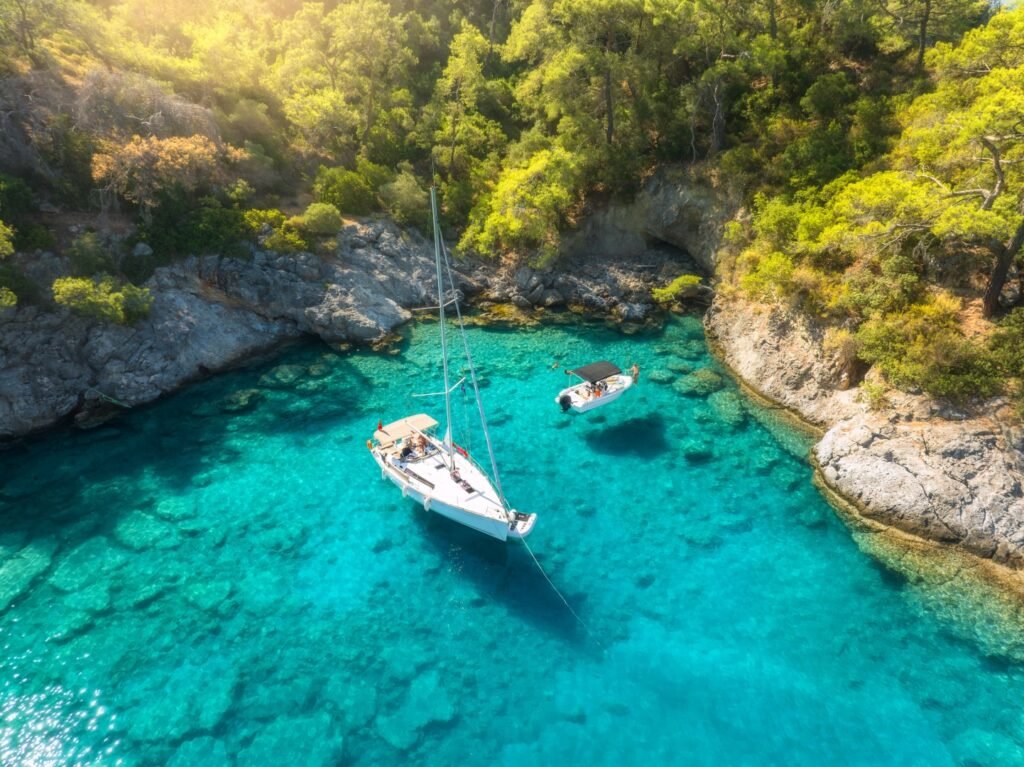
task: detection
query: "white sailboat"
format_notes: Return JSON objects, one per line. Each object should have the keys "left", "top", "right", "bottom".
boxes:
{"left": 556, "top": 361, "right": 636, "bottom": 414}
{"left": 367, "top": 187, "right": 536, "bottom": 541}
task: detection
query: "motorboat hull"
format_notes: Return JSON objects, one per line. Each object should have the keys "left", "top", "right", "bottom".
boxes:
{"left": 556, "top": 374, "right": 634, "bottom": 413}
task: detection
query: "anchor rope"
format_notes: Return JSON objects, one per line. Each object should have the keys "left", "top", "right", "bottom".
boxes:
{"left": 521, "top": 535, "right": 606, "bottom": 653}
{"left": 435, "top": 206, "right": 602, "bottom": 651}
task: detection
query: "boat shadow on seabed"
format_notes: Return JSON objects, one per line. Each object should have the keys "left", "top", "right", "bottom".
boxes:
{"left": 582, "top": 414, "right": 670, "bottom": 459}
{"left": 412, "top": 508, "right": 594, "bottom": 650}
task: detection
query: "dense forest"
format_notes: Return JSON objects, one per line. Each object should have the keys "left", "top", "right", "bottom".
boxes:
{"left": 1, "top": 0, "right": 1022, "bottom": 403}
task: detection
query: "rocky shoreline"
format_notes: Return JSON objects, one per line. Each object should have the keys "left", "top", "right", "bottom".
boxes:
{"left": 0, "top": 217, "right": 700, "bottom": 441}
{"left": 706, "top": 296, "right": 1024, "bottom": 573}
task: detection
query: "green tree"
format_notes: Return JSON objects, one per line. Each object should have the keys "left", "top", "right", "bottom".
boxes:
{"left": 876, "top": 0, "right": 990, "bottom": 68}
{"left": 275, "top": 0, "right": 415, "bottom": 160}
{"left": 896, "top": 9, "right": 1024, "bottom": 316}
{"left": 0, "top": 219, "right": 13, "bottom": 259}
{"left": 0, "top": 0, "right": 67, "bottom": 60}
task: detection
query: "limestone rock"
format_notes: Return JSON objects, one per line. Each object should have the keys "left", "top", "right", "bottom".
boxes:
{"left": 127, "top": 662, "right": 239, "bottom": 744}
{"left": 708, "top": 390, "right": 747, "bottom": 429}
{"left": 258, "top": 364, "right": 306, "bottom": 388}
{"left": 375, "top": 670, "right": 457, "bottom": 751}
{"left": 673, "top": 368, "right": 725, "bottom": 397}
{"left": 221, "top": 388, "right": 263, "bottom": 413}
{"left": 237, "top": 713, "right": 339, "bottom": 767}
{"left": 167, "top": 737, "right": 231, "bottom": 767}
{"left": 560, "top": 165, "right": 739, "bottom": 274}
{"left": 114, "top": 511, "right": 180, "bottom": 551}
{"left": 184, "top": 579, "right": 232, "bottom": 612}
{"left": 704, "top": 298, "right": 861, "bottom": 427}
{"left": 49, "top": 536, "right": 128, "bottom": 592}
{"left": 710, "top": 293, "right": 1024, "bottom": 567}
{"left": 647, "top": 370, "right": 674, "bottom": 385}
{"left": 0, "top": 539, "right": 58, "bottom": 612}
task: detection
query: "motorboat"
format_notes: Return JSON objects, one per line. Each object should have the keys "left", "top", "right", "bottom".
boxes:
{"left": 556, "top": 361, "right": 636, "bottom": 414}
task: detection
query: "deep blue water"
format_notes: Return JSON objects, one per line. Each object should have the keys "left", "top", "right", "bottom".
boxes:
{"left": 2, "top": 315, "right": 1024, "bottom": 766}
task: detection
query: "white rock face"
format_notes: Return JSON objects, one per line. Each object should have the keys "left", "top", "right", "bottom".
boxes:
{"left": 707, "top": 295, "right": 1024, "bottom": 567}
{"left": 704, "top": 298, "right": 861, "bottom": 426}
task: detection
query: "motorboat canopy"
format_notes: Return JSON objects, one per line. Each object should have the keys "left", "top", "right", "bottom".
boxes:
{"left": 374, "top": 414, "right": 439, "bottom": 447}
{"left": 567, "top": 361, "right": 622, "bottom": 383}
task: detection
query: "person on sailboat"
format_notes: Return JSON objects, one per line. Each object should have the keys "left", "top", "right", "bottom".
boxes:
{"left": 630, "top": 363, "right": 640, "bottom": 382}
{"left": 413, "top": 434, "right": 427, "bottom": 456}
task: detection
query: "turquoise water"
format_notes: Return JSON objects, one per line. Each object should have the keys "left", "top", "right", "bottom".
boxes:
{"left": 2, "top": 315, "right": 1024, "bottom": 766}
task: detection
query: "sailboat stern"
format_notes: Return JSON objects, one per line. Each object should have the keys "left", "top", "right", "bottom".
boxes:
{"left": 507, "top": 510, "right": 537, "bottom": 539}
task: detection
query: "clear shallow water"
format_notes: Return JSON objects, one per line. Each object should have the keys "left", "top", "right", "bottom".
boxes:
{"left": 2, "top": 315, "right": 1024, "bottom": 766}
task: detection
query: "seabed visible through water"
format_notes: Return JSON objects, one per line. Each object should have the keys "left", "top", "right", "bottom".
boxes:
{"left": 3, "top": 313, "right": 1024, "bottom": 766}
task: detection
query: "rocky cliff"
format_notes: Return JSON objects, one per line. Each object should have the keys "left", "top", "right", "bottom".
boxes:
{"left": 706, "top": 297, "right": 1024, "bottom": 569}
{"left": 560, "top": 165, "right": 738, "bottom": 275}
{"left": 0, "top": 218, "right": 692, "bottom": 440}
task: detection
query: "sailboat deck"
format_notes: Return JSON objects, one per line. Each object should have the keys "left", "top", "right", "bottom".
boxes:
{"left": 383, "top": 437, "right": 510, "bottom": 523}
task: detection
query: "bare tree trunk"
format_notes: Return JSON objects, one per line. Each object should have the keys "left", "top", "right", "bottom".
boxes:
{"left": 487, "top": 0, "right": 504, "bottom": 62}
{"left": 916, "top": 0, "right": 931, "bottom": 69}
{"left": 768, "top": 0, "right": 778, "bottom": 39}
{"left": 984, "top": 221, "right": 1024, "bottom": 318}
{"left": 604, "top": 31, "right": 614, "bottom": 145}
{"left": 604, "top": 67, "right": 614, "bottom": 145}
{"left": 710, "top": 80, "right": 726, "bottom": 154}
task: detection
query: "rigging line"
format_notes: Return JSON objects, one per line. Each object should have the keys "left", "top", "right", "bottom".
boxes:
{"left": 520, "top": 536, "right": 606, "bottom": 655}
{"left": 431, "top": 185, "right": 455, "bottom": 472}
{"left": 436, "top": 226, "right": 508, "bottom": 510}
{"left": 411, "top": 377, "right": 466, "bottom": 398}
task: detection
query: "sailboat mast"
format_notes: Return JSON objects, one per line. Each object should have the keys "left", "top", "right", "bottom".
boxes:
{"left": 431, "top": 185, "right": 454, "bottom": 469}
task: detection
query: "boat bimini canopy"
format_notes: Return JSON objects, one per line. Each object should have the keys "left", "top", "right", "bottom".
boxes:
{"left": 374, "top": 414, "right": 439, "bottom": 446}
{"left": 567, "top": 361, "right": 622, "bottom": 383}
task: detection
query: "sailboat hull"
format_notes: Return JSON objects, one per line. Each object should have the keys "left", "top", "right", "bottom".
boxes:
{"left": 371, "top": 447, "right": 534, "bottom": 541}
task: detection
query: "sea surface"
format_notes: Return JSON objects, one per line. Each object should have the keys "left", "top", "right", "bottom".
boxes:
{"left": 2, "top": 315, "right": 1024, "bottom": 766}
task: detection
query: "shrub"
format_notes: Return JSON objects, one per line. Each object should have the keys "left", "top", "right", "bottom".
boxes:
{"left": 0, "top": 173, "right": 33, "bottom": 222}
{"left": 380, "top": 166, "right": 428, "bottom": 229}
{"left": 313, "top": 167, "right": 376, "bottom": 215}
{"left": 52, "top": 276, "right": 153, "bottom": 324}
{"left": 0, "top": 286, "right": 14, "bottom": 309}
{"left": 0, "top": 219, "right": 12, "bottom": 258}
{"left": 651, "top": 274, "right": 702, "bottom": 303}
{"left": 244, "top": 208, "right": 287, "bottom": 234}
{"left": 858, "top": 380, "right": 888, "bottom": 410}
{"left": 299, "top": 202, "right": 343, "bottom": 235}
{"left": 0, "top": 264, "right": 41, "bottom": 304}
{"left": 740, "top": 251, "right": 795, "bottom": 300}
{"left": 138, "top": 195, "right": 247, "bottom": 259}
{"left": 190, "top": 199, "right": 247, "bottom": 255}
{"left": 990, "top": 308, "right": 1024, "bottom": 379}
{"left": 355, "top": 158, "right": 392, "bottom": 193}
{"left": 856, "top": 296, "right": 1000, "bottom": 400}
{"left": 823, "top": 327, "right": 860, "bottom": 371}
{"left": 263, "top": 224, "right": 307, "bottom": 253}
{"left": 67, "top": 231, "right": 116, "bottom": 276}
{"left": 14, "top": 224, "right": 55, "bottom": 252}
